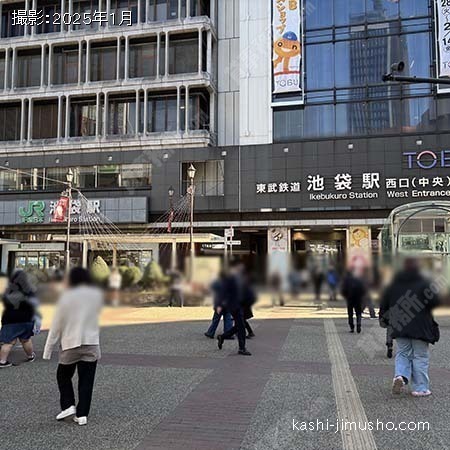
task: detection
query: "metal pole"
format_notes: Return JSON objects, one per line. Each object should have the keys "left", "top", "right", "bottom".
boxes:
{"left": 189, "top": 177, "right": 195, "bottom": 282}
{"left": 382, "top": 74, "right": 450, "bottom": 85}
{"left": 66, "top": 184, "right": 72, "bottom": 272}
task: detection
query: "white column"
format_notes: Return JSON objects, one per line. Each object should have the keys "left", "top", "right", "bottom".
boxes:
{"left": 60, "top": 0, "right": 65, "bottom": 32}
{"left": 103, "top": 92, "right": 109, "bottom": 136}
{"left": 27, "top": 99, "right": 33, "bottom": 140}
{"left": 116, "top": 37, "right": 121, "bottom": 80}
{"left": 135, "top": 90, "right": 139, "bottom": 136}
{"left": 171, "top": 240, "right": 177, "bottom": 270}
{"left": 95, "top": 92, "right": 101, "bottom": 136}
{"left": 57, "top": 96, "right": 63, "bottom": 139}
{"left": 106, "top": 0, "right": 111, "bottom": 28}
{"left": 137, "top": 0, "right": 141, "bottom": 23}
{"left": 206, "top": 29, "right": 212, "bottom": 74}
{"left": 124, "top": 37, "right": 129, "bottom": 80}
{"left": 185, "top": 86, "right": 189, "bottom": 131}
{"left": 156, "top": 32, "right": 161, "bottom": 77}
{"left": 0, "top": 4, "right": 2, "bottom": 39}
{"left": 78, "top": 41, "right": 82, "bottom": 84}
{"left": 4, "top": 49, "right": 9, "bottom": 90}
{"left": 177, "top": 0, "right": 181, "bottom": 19}
{"left": 164, "top": 31, "right": 169, "bottom": 76}
{"left": 40, "top": 44, "right": 45, "bottom": 87}
{"left": 176, "top": 85, "right": 180, "bottom": 132}
{"left": 85, "top": 40, "right": 91, "bottom": 82}
{"left": 68, "top": 0, "right": 73, "bottom": 31}
{"left": 24, "top": 0, "right": 30, "bottom": 35}
{"left": 210, "top": 0, "right": 216, "bottom": 26}
{"left": 186, "top": 0, "right": 191, "bottom": 18}
{"left": 143, "top": 89, "right": 148, "bottom": 134}
{"left": 65, "top": 95, "right": 70, "bottom": 138}
{"left": 209, "top": 91, "right": 215, "bottom": 137}
{"left": 20, "top": 99, "right": 26, "bottom": 141}
{"left": 82, "top": 240, "right": 88, "bottom": 268}
{"left": 198, "top": 28, "right": 202, "bottom": 74}
{"left": 47, "top": 44, "right": 52, "bottom": 85}
{"left": 31, "top": 0, "right": 37, "bottom": 34}
{"left": 11, "top": 48, "right": 16, "bottom": 90}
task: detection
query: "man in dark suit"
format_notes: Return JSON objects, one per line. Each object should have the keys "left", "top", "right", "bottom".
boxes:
{"left": 217, "top": 260, "right": 251, "bottom": 356}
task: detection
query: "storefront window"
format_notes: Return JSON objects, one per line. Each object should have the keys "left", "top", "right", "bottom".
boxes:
{"left": 75, "top": 166, "right": 96, "bottom": 189}
{"left": 121, "top": 164, "right": 152, "bottom": 188}
{"left": 0, "top": 170, "right": 17, "bottom": 190}
{"left": 45, "top": 167, "right": 68, "bottom": 190}
{"left": 182, "top": 160, "right": 224, "bottom": 196}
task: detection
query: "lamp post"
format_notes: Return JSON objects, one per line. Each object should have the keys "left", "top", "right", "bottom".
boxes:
{"left": 65, "top": 168, "right": 74, "bottom": 272}
{"left": 168, "top": 185, "right": 175, "bottom": 216}
{"left": 187, "top": 164, "right": 196, "bottom": 281}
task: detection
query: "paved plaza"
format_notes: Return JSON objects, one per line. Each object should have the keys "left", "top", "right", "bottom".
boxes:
{"left": 1, "top": 302, "right": 450, "bottom": 450}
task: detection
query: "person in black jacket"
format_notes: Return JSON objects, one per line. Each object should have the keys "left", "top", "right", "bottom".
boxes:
{"left": 0, "top": 270, "right": 37, "bottom": 368}
{"left": 341, "top": 268, "right": 367, "bottom": 334}
{"left": 217, "top": 260, "right": 251, "bottom": 356}
{"left": 379, "top": 258, "right": 440, "bottom": 397}
{"left": 242, "top": 278, "right": 257, "bottom": 339}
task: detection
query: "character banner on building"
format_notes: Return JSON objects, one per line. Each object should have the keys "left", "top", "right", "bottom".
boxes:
{"left": 435, "top": 0, "right": 450, "bottom": 81}
{"left": 272, "top": 0, "right": 303, "bottom": 95}
{"left": 347, "top": 226, "right": 372, "bottom": 272}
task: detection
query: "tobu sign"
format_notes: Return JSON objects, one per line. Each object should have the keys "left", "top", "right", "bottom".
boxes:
{"left": 403, "top": 150, "right": 450, "bottom": 169}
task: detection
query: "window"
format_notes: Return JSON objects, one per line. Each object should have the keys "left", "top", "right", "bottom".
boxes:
{"left": 36, "top": 0, "right": 61, "bottom": 33}
{"left": 109, "top": 95, "right": 140, "bottom": 135}
{"left": 90, "top": 42, "right": 117, "bottom": 81}
{"left": 17, "top": 49, "right": 41, "bottom": 88}
{"left": 32, "top": 101, "right": 58, "bottom": 139}
{"left": 72, "top": 0, "right": 99, "bottom": 30}
{"left": 110, "top": 0, "right": 139, "bottom": 24}
{"left": 148, "top": 0, "right": 177, "bottom": 21}
{"left": 1, "top": 2, "right": 25, "bottom": 38}
{"left": 169, "top": 34, "right": 198, "bottom": 74}
{"left": 53, "top": 46, "right": 79, "bottom": 85}
{"left": 189, "top": 92, "right": 209, "bottom": 130}
{"left": 121, "top": 164, "right": 152, "bottom": 188}
{"left": 75, "top": 166, "right": 96, "bottom": 188}
{"left": 45, "top": 167, "right": 68, "bottom": 190}
{"left": 129, "top": 38, "right": 158, "bottom": 78}
{"left": 0, "top": 170, "right": 18, "bottom": 191}
{"left": 182, "top": 160, "right": 224, "bottom": 197}
{"left": 147, "top": 94, "right": 177, "bottom": 132}
{"left": 0, "top": 103, "right": 21, "bottom": 141}
{"left": 70, "top": 98, "right": 97, "bottom": 137}
{"left": 98, "top": 165, "right": 120, "bottom": 187}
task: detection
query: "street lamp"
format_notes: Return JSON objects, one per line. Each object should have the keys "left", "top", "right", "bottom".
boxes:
{"left": 65, "top": 168, "right": 74, "bottom": 272}
{"left": 187, "top": 164, "right": 196, "bottom": 282}
{"left": 167, "top": 185, "right": 175, "bottom": 233}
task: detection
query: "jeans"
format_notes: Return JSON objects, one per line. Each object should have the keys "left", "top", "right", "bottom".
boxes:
{"left": 221, "top": 308, "right": 246, "bottom": 351}
{"left": 395, "top": 338, "right": 430, "bottom": 392}
{"left": 57, "top": 360, "right": 98, "bottom": 417}
{"left": 206, "top": 310, "right": 233, "bottom": 337}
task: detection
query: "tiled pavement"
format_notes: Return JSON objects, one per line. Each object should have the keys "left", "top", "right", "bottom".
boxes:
{"left": 2, "top": 307, "right": 450, "bottom": 450}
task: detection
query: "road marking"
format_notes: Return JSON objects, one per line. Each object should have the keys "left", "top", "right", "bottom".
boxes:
{"left": 324, "top": 319, "right": 378, "bottom": 450}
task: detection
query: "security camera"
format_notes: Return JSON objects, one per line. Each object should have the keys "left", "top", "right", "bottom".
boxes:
{"left": 390, "top": 61, "right": 405, "bottom": 73}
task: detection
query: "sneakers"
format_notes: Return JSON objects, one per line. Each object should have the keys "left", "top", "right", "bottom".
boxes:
{"left": 217, "top": 335, "right": 224, "bottom": 350}
{"left": 238, "top": 349, "right": 252, "bottom": 356}
{"left": 387, "top": 348, "right": 393, "bottom": 359}
{"left": 246, "top": 332, "right": 255, "bottom": 339}
{"left": 56, "top": 406, "right": 76, "bottom": 421}
{"left": 204, "top": 332, "right": 214, "bottom": 339}
{"left": 356, "top": 326, "right": 361, "bottom": 334}
{"left": 411, "top": 390, "right": 432, "bottom": 397}
{"left": 392, "top": 376, "right": 406, "bottom": 394}
{"left": 349, "top": 329, "right": 354, "bottom": 333}
{"left": 26, "top": 352, "right": 36, "bottom": 363}
{"left": 0, "top": 361, "right": 12, "bottom": 368}
{"left": 73, "top": 416, "right": 88, "bottom": 426}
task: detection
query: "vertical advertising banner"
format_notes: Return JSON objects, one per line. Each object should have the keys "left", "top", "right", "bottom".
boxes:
{"left": 272, "top": 0, "right": 303, "bottom": 94}
{"left": 436, "top": 0, "right": 450, "bottom": 78}
{"left": 347, "top": 226, "right": 372, "bottom": 271}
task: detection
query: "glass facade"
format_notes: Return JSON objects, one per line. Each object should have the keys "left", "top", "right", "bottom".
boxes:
{"left": 274, "top": 0, "right": 437, "bottom": 142}
{"left": 0, "top": 164, "right": 152, "bottom": 191}
{"left": 181, "top": 160, "right": 224, "bottom": 196}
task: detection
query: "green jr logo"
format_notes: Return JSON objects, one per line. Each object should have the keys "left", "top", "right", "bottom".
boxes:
{"left": 19, "top": 201, "right": 46, "bottom": 224}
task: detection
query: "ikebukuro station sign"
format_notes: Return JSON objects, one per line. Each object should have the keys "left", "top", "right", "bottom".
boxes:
{"left": 255, "top": 150, "right": 450, "bottom": 206}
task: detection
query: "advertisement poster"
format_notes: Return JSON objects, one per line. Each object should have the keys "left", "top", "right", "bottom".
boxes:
{"left": 51, "top": 195, "right": 70, "bottom": 223}
{"left": 347, "top": 226, "right": 372, "bottom": 270}
{"left": 272, "top": 0, "right": 303, "bottom": 94}
{"left": 436, "top": 0, "right": 450, "bottom": 78}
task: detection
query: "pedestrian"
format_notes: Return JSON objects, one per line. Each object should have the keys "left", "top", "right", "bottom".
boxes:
{"left": 269, "top": 271, "right": 284, "bottom": 307}
{"left": 168, "top": 269, "right": 184, "bottom": 307}
{"left": 43, "top": 267, "right": 103, "bottom": 426}
{"left": 326, "top": 265, "right": 339, "bottom": 302}
{"left": 311, "top": 265, "right": 324, "bottom": 302}
{"left": 0, "top": 270, "right": 38, "bottom": 368}
{"left": 217, "top": 260, "right": 251, "bottom": 356}
{"left": 108, "top": 267, "right": 122, "bottom": 307}
{"left": 379, "top": 258, "right": 440, "bottom": 397}
{"left": 341, "top": 267, "right": 366, "bottom": 334}
{"left": 204, "top": 272, "right": 233, "bottom": 338}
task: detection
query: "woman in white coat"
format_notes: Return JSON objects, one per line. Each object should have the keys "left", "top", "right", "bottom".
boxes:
{"left": 43, "top": 267, "right": 103, "bottom": 426}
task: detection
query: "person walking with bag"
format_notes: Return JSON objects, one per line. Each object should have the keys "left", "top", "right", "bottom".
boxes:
{"left": 379, "top": 258, "right": 440, "bottom": 397}
{"left": 0, "top": 270, "right": 37, "bottom": 368}
{"left": 43, "top": 268, "right": 103, "bottom": 426}
{"left": 341, "top": 267, "right": 367, "bottom": 334}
